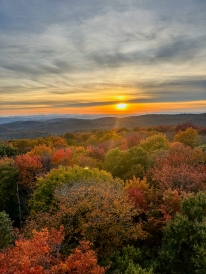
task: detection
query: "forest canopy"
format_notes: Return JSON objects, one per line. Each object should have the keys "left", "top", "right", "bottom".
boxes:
{"left": 0, "top": 124, "right": 206, "bottom": 273}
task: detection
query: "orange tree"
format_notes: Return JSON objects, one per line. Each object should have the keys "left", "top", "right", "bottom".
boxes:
{"left": 27, "top": 144, "right": 54, "bottom": 173}
{"left": 51, "top": 148, "right": 73, "bottom": 167}
{"left": 0, "top": 226, "right": 105, "bottom": 273}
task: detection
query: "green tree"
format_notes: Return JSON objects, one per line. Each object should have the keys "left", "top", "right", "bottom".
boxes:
{"left": 159, "top": 191, "right": 206, "bottom": 273}
{"left": 0, "top": 158, "right": 19, "bottom": 221}
{"left": 125, "top": 264, "right": 153, "bottom": 274}
{"left": 0, "top": 211, "right": 14, "bottom": 250}
{"left": 139, "top": 134, "right": 169, "bottom": 154}
{"left": 105, "top": 148, "right": 128, "bottom": 179}
{"left": 105, "top": 147, "right": 148, "bottom": 180}
{"left": 0, "top": 143, "right": 17, "bottom": 157}
{"left": 124, "top": 147, "right": 149, "bottom": 180}
{"left": 107, "top": 245, "right": 143, "bottom": 273}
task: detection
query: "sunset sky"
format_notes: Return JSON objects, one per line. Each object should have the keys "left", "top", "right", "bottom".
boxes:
{"left": 0, "top": 0, "right": 206, "bottom": 116}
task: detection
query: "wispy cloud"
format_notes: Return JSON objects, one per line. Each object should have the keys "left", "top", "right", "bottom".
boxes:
{"left": 0, "top": 0, "right": 205, "bottom": 115}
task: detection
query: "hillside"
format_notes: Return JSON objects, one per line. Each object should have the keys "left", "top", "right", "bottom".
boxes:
{"left": 0, "top": 113, "right": 205, "bottom": 140}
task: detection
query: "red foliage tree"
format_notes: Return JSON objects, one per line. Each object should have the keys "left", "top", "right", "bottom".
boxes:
{"left": 126, "top": 178, "right": 183, "bottom": 245}
{"left": 148, "top": 143, "right": 206, "bottom": 193}
{"left": 151, "top": 160, "right": 206, "bottom": 192}
{"left": 53, "top": 241, "right": 105, "bottom": 274}
{"left": 0, "top": 227, "right": 64, "bottom": 274}
{"left": 175, "top": 123, "right": 198, "bottom": 131}
{"left": 0, "top": 228, "right": 105, "bottom": 274}
{"left": 86, "top": 146, "right": 105, "bottom": 161}
{"left": 15, "top": 155, "right": 42, "bottom": 188}
{"left": 52, "top": 148, "right": 73, "bottom": 166}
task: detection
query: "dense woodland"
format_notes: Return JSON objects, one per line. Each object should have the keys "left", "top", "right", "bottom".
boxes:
{"left": 0, "top": 123, "right": 206, "bottom": 273}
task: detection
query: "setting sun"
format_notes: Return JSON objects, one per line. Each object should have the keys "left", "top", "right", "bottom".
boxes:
{"left": 115, "top": 103, "right": 128, "bottom": 110}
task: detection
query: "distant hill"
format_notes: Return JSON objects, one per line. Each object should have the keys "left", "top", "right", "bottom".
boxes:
{"left": 0, "top": 114, "right": 107, "bottom": 125}
{"left": 0, "top": 113, "right": 205, "bottom": 140}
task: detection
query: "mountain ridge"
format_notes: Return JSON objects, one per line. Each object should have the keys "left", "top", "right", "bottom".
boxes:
{"left": 0, "top": 113, "right": 205, "bottom": 140}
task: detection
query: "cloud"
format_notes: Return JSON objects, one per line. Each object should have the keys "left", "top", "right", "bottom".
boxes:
{"left": 1, "top": 76, "right": 205, "bottom": 109}
{"left": 0, "top": 0, "right": 206, "bottom": 114}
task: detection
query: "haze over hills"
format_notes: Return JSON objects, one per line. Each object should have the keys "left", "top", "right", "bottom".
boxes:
{"left": 0, "top": 114, "right": 109, "bottom": 125}
{"left": 0, "top": 113, "right": 205, "bottom": 140}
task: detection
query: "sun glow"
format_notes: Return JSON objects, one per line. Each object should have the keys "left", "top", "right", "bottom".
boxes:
{"left": 115, "top": 103, "right": 128, "bottom": 110}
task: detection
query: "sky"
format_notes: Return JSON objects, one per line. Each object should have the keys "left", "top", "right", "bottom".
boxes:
{"left": 0, "top": 0, "right": 206, "bottom": 116}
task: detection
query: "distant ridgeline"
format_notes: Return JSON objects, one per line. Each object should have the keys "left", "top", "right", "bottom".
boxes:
{"left": 0, "top": 113, "right": 206, "bottom": 140}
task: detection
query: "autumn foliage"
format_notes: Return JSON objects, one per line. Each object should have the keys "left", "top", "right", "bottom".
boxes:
{"left": 1, "top": 124, "right": 206, "bottom": 273}
{"left": 15, "top": 154, "right": 42, "bottom": 188}
{"left": 148, "top": 143, "right": 206, "bottom": 192}
{"left": 0, "top": 227, "right": 105, "bottom": 274}
{"left": 53, "top": 241, "right": 105, "bottom": 274}
{"left": 52, "top": 148, "right": 73, "bottom": 166}
{"left": 0, "top": 227, "right": 64, "bottom": 273}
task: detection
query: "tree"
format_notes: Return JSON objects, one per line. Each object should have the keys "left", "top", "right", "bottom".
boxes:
{"left": 64, "top": 132, "right": 77, "bottom": 146}
{"left": 151, "top": 160, "right": 206, "bottom": 193}
{"left": 119, "top": 135, "right": 142, "bottom": 150}
{"left": 53, "top": 137, "right": 68, "bottom": 149}
{"left": 54, "top": 241, "right": 105, "bottom": 274}
{"left": 27, "top": 144, "right": 54, "bottom": 172}
{"left": 28, "top": 176, "right": 144, "bottom": 258}
{"left": 125, "top": 263, "right": 153, "bottom": 274}
{"left": 0, "top": 143, "right": 17, "bottom": 157}
{"left": 86, "top": 146, "right": 106, "bottom": 161}
{"left": 0, "top": 227, "right": 105, "bottom": 274}
{"left": 175, "top": 123, "right": 198, "bottom": 132}
{"left": 105, "top": 147, "right": 149, "bottom": 180}
{"left": 174, "top": 127, "right": 199, "bottom": 148}
{"left": 107, "top": 245, "right": 143, "bottom": 273}
{"left": 0, "top": 158, "right": 19, "bottom": 222}
{"left": 105, "top": 148, "right": 128, "bottom": 178}
{"left": 54, "top": 182, "right": 143, "bottom": 258}
{"left": 148, "top": 143, "right": 206, "bottom": 193}
{"left": 99, "top": 131, "right": 121, "bottom": 143}
{"left": 77, "top": 155, "right": 99, "bottom": 169}
{"left": 29, "top": 166, "right": 122, "bottom": 213}
{"left": 159, "top": 191, "right": 206, "bottom": 273}
{"left": 124, "top": 147, "right": 149, "bottom": 180}
{"left": 126, "top": 178, "right": 183, "bottom": 246}
{"left": 139, "top": 134, "right": 169, "bottom": 154}
{"left": 11, "top": 139, "right": 39, "bottom": 154}
{"left": 0, "top": 211, "right": 14, "bottom": 250}
{"left": 0, "top": 226, "right": 64, "bottom": 273}
{"left": 52, "top": 148, "right": 73, "bottom": 167}
{"left": 15, "top": 154, "right": 43, "bottom": 189}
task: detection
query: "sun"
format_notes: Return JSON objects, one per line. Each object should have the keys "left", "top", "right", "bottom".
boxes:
{"left": 115, "top": 103, "right": 128, "bottom": 110}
